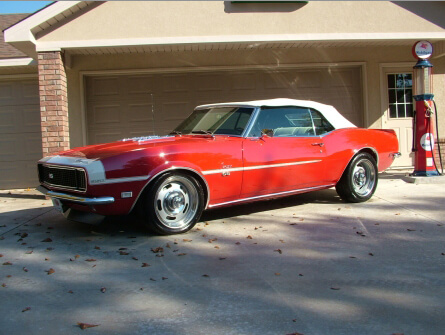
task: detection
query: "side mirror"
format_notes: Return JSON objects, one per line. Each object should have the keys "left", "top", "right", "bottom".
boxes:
{"left": 261, "top": 129, "right": 274, "bottom": 138}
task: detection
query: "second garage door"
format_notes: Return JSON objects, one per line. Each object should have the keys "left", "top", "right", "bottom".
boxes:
{"left": 85, "top": 67, "right": 363, "bottom": 144}
{"left": 0, "top": 77, "right": 41, "bottom": 189}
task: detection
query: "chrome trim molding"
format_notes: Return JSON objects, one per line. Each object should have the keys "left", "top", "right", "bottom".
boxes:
{"left": 208, "top": 184, "right": 335, "bottom": 208}
{"left": 37, "top": 185, "right": 114, "bottom": 205}
{"left": 202, "top": 160, "right": 322, "bottom": 176}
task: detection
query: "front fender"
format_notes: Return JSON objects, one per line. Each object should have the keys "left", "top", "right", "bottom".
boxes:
{"left": 130, "top": 161, "right": 210, "bottom": 213}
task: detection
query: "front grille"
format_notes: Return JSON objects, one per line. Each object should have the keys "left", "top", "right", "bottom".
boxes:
{"left": 38, "top": 164, "right": 87, "bottom": 192}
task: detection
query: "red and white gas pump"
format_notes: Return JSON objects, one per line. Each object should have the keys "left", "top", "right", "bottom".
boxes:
{"left": 411, "top": 40, "right": 440, "bottom": 177}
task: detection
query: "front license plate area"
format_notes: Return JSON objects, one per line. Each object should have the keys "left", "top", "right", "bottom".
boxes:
{"left": 52, "top": 198, "right": 65, "bottom": 213}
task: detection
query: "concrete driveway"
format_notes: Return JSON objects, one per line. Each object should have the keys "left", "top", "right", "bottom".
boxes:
{"left": 1, "top": 172, "right": 445, "bottom": 335}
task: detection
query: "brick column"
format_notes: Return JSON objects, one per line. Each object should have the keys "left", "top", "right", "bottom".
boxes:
{"left": 38, "top": 51, "right": 70, "bottom": 157}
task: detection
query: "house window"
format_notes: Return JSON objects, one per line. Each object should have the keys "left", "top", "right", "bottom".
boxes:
{"left": 387, "top": 73, "right": 413, "bottom": 118}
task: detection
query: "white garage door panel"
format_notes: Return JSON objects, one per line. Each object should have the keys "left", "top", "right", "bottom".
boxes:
{"left": 0, "top": 78, "right": 41, "bottom": 189}
{"left": 86, "top": 67, "right": 362, "bottom": 144}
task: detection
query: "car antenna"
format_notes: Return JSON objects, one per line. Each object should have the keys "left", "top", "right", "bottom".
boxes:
{"left": 150, "top": 92, "right": 155, "bottom": 135}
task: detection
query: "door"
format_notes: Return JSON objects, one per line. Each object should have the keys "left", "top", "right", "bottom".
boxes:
{"left": 382, "top": 69, "right": 414, "bottom": 168}
{"left": 241, "top": 106, "right": 326, "bottom": 198}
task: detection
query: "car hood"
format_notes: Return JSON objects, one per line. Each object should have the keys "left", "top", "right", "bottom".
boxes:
{"left": 57, "top": 135, "right": 213, "bottom": 160}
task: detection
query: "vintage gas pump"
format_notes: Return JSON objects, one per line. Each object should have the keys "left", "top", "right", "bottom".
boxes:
{"left": 411, "top": 41, "right": 440, "bottom": 176}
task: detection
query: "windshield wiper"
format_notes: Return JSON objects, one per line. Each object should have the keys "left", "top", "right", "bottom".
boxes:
{"left": 169, "top": 131, "right": 182, "bottom": 135}
{"left": 191, "top": 130, "right": 213, "bottom": 135}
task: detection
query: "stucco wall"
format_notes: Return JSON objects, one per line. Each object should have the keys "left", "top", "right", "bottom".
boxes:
{"left": 37, "top": 1, "right": 445, "bottom": 42}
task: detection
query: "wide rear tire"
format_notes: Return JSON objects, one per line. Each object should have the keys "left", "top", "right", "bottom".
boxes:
{"left": 335, "top": 153, "right": 378, "bottom": 203}
{"left": 139, "top": 172, "right": 204, "bottom": 235}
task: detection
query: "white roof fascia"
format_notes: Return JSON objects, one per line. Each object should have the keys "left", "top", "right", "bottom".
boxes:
{"left": 197, "top": 98, "right": 357, "bottom": 130}
{"left": 4, "top": 1, "right": 83, "bottom": 44}
{"left": 34, "top": 32, "right": 445, "bottom": 52}
{"left": 0, "top": 58, "right": 36, "bottom": 67}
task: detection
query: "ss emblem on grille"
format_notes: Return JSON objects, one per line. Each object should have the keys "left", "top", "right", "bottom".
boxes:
{"left": 48, "top": 173, "right": 54, "bottom": 179}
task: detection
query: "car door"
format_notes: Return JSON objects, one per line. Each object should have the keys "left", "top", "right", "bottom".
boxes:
{"left": 241, "top": 106, "right": 327, "bottom": 198}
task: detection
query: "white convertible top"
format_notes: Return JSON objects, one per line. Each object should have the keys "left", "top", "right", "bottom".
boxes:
{"left": 197, "top": 98, "right": 357, "bottom": 130}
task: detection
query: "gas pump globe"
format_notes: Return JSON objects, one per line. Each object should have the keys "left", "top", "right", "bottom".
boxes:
{"left": 411, "top": 40, "right": 439, "bottom": 176}
{"left": 413, "top": 59, "right": 433, "bottom": 98}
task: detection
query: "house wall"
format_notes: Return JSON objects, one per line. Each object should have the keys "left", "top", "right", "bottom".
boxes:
{"left": 36, "top": 1, "right": 445, "bottom": 42}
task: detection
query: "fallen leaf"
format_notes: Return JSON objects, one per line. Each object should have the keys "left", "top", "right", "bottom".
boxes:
{"left": 275, "top": 273, "right": 281, "bottom": 276}
{"left": 183, "top": 239, "right": 192, "bottom": 242}
{"left": 150, "top": 278, "right": 156, "bottom": 281}
{"left": 208, "top": 238, "right": 217, "bottom": 243}
{"left": 46, "top": 268, "right": 55, "bottom": 275}
{"left": 2, "top": 283, "right": 6, "bottom": 287}
{"left": 25, "top": 250, "right": 33, "bottom": 255}
{"left": 274, "top": 249, "right": 282, "bottom": 254}
{"left": 369, "top": 253, "right": 374, "bottom": 256}
{"left": 219, "top": 257, "right": 226, "bottom": 260}
{"left": 0, "top": 254, "right": 3, "bottom": 257}
{"left": 407, "top": 229, "right": 416, "bottom": 232}
{"left": 22, "top": 307, "right": 31, "bottom": 312}
{"left": 41, "top": 238, "right": 52, "bottom": 242}
{"left": 214, "top": 246, "right": 220, "bottom": 249}
{"left": 165, "top": 243, "right": 171, "bottom": 248}
{"left": 286, "top": 332, "right": 304, "bottom": 335}
{"left": 94, "top": 246, "right": 101, "bottom": 250}
{"left": 75, "top": 255, "right": 80, "bottom": 259}
{"left": 21, "top": 233, "right": 28, "bottom": 238}
{"left": 3, "top": 262, "right": 12, "bottom": 265}
{"left": 119, "top": 251, "right": 129, "bottom": 255}
{"left": 132, "top": 257, "right": 139, "bottom": 261}
{"left": 77, "top": 323, "right": 99, "bottom": 330}
{"left": 331, "top": 287, "right": 341, "bottom": 290}
{"left": 100, "top": 287, "right": 106, "bottom": 293}
{"left": 68, "top": 290, "right": 74, "bottom": 294}
{"left": 202, "top": 274, "right": 210, "bottom": 278}
{"left": 162, "top": 277, "right": 168, "bottom": 280}
{"left": 23, "top": 267, "right": 28, "bottom": 272}
{"left": 235, "top": 242, "right": 241, "bottom": 245}
{"left": 178, "top": 253, "right": 187, "bottom": 256}
{"left": 85, "top": 259, "right": 96, "bottom": 262}
{"left": 279, "top": 239, "right": 285, "bottom": 243}
{"left": 141, "top": 263, "right": 150, "bottom": 267}
{"left": 151, "top": 247, "right": 164, "bottom": 253}
{"left": 246, "top": 235, "right": 253, "bottom": 239}
{"left": 118, "top": 247, "right": 128, "bottom": 251}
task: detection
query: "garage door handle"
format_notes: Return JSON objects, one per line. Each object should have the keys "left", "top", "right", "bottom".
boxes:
{"left": 311, "top": 142, "right": 324, "bottom": 147}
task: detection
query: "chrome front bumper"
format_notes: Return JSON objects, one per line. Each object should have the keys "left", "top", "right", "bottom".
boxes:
{"left": 37, "top": 185, "right": 115, "bottom": 205}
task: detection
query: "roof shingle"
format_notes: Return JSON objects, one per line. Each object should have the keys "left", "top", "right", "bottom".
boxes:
{"left": 0, "top": 14, "right": 31, "bottom": 59}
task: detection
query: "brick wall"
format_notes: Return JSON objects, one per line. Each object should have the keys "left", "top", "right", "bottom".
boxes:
{"left": 37, "top": 51, "right": 70, "bottom": 157}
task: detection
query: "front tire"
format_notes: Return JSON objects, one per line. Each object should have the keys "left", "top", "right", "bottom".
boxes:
{"left": 139, "top": 172, "right": 204, "bottom": 235}
{"left": 335, "top": 153, "right": 378, "bottom": 203}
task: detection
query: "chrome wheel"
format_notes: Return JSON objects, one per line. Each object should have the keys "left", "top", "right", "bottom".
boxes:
{"left": 140, "top": 172, "right": 204, "bottom": 235}
{"left": 352, "top": 159, "right": 376, "bottom": 197}
{"left": 335, "top": 152, "right": 378, "bottom": 203}
{"left": 154, "top": 176, "right": 199, "bottom": 229}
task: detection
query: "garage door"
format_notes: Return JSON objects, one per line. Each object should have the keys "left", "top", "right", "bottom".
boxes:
{"left": 0, "top": 78, "right": 42, "bottom": 189}
{"left": 85, "top": 67, "right": 362, "bottom": 144}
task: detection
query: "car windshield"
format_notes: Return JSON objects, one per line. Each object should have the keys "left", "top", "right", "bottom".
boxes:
{"left": 172, "top": 107, "right": 254, "bottom": 136}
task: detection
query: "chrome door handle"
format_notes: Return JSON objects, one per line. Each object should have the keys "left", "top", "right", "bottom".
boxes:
{"left": 311, "top": 142, "right": 324, "bottom": 147}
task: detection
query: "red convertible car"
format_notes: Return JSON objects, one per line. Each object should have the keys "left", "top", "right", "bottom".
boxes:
{"left": 37, "top": 98, "right": 399, "bottom": 235}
